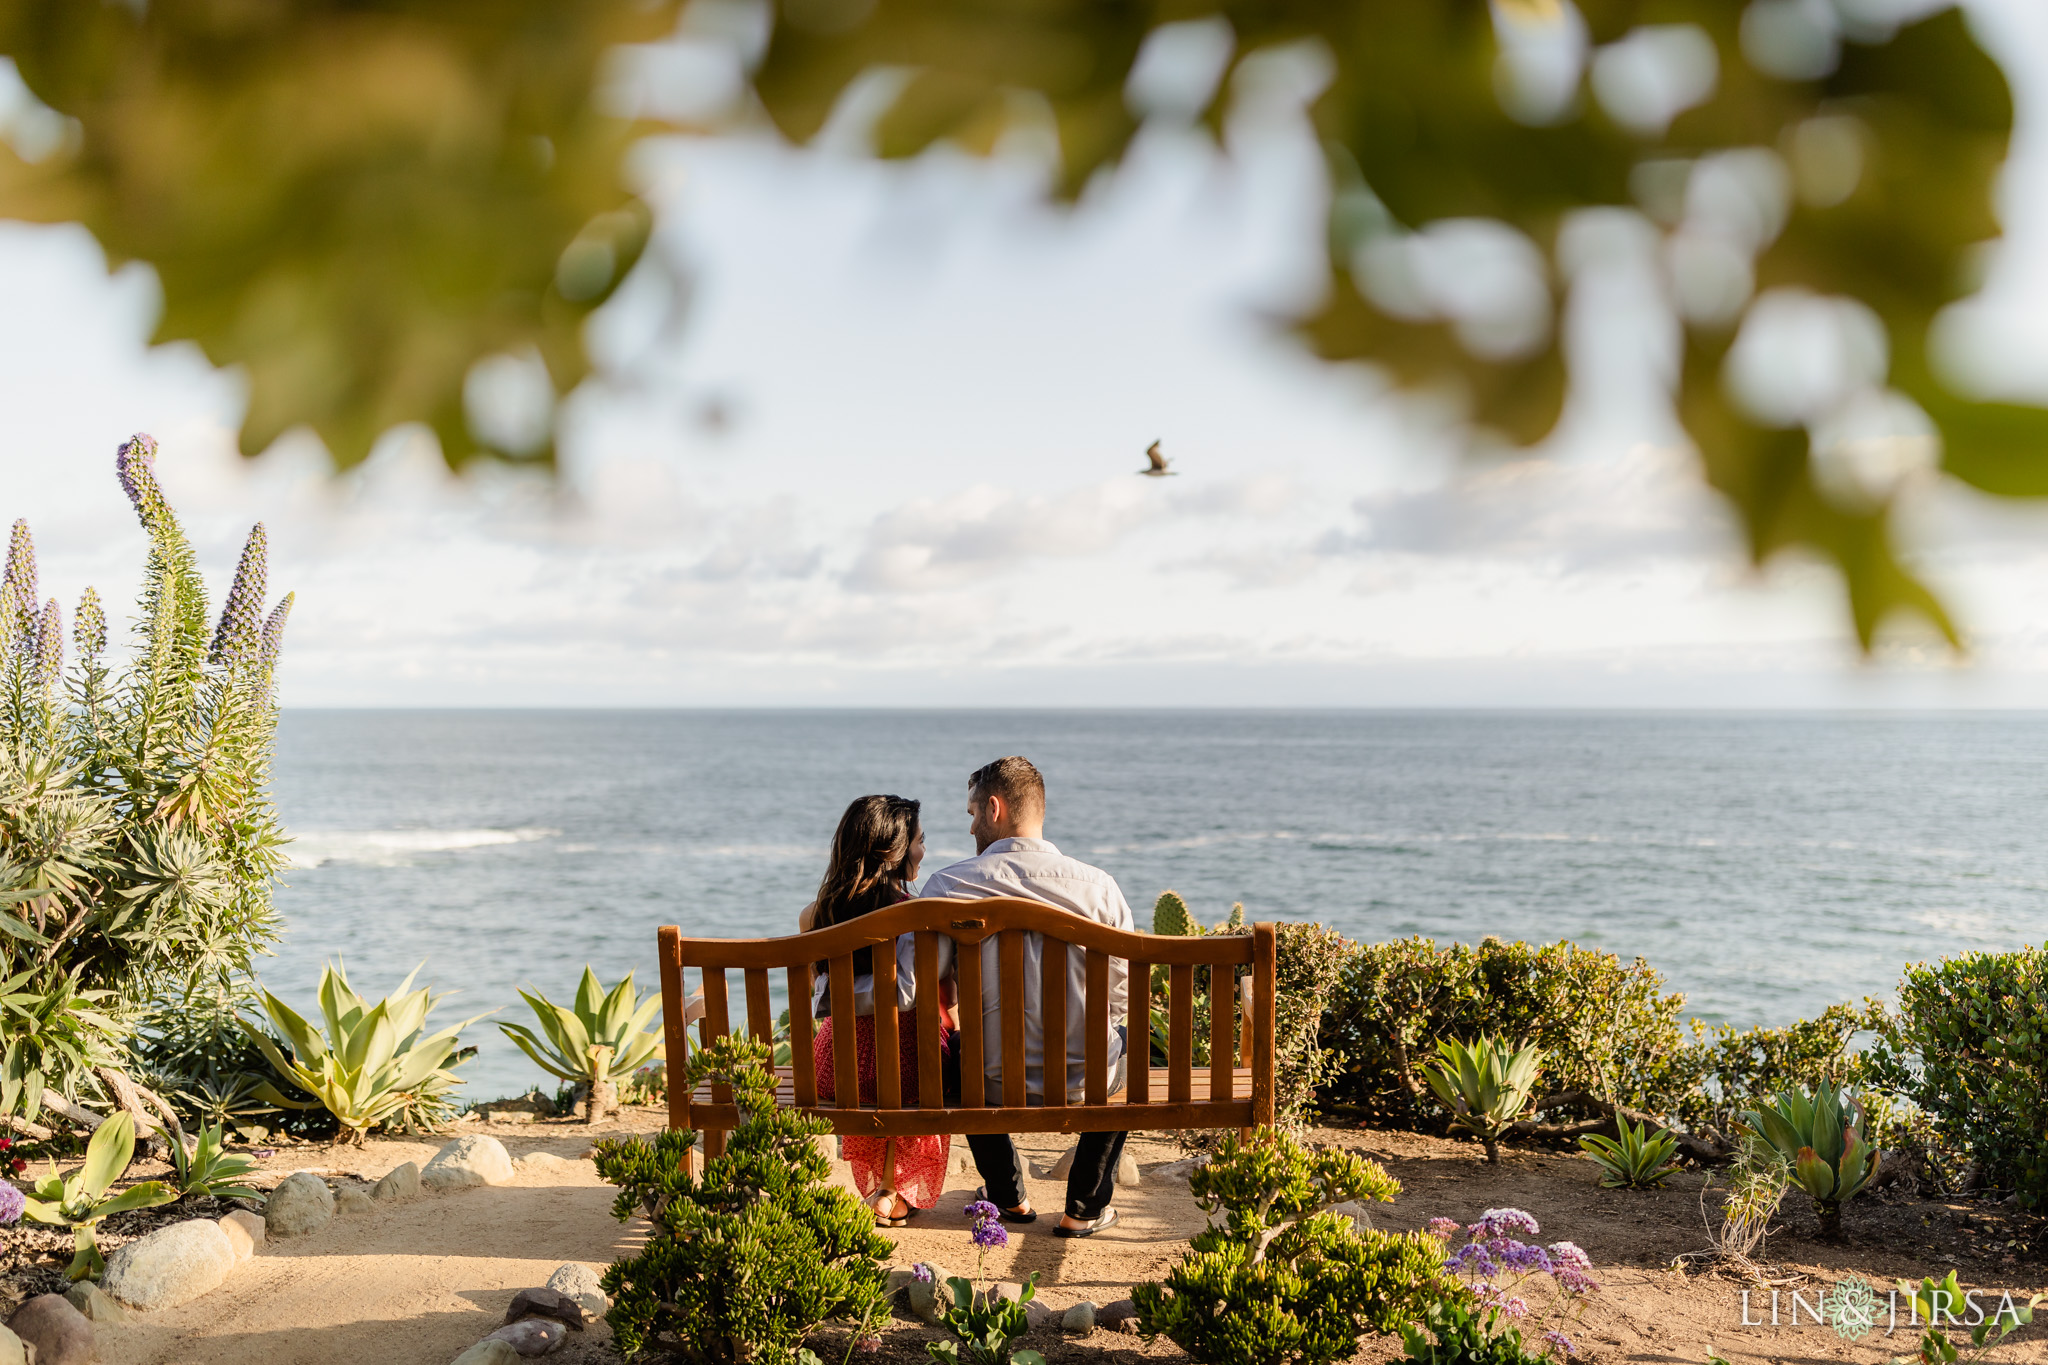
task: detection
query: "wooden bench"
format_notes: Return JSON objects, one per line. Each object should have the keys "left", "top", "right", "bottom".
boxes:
{"left": 656, "top": 895, "right": 1277, "bottom": 1170}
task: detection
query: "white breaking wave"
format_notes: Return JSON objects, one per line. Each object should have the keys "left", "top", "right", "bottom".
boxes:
{"left": 286, "top": 826, "right": 559, "bottom": 869}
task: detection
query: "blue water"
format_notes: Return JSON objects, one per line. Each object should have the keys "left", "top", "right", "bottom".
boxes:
{"left": 267, "top": 710, "right": 2048, "bottom": 1100}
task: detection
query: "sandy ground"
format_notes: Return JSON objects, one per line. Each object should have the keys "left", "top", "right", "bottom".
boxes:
{"left": 10, "top": 1109, "right": 2046, "bottom": 1365}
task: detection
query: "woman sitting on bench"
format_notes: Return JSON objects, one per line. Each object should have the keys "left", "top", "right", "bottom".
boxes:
{"left": 798, "top": 794, "right": 957, "bottom": 1226}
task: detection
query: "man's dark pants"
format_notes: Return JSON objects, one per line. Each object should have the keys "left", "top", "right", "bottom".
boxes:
{"left": 945, "top": 1025, "right": 1128, "bottom": 1221}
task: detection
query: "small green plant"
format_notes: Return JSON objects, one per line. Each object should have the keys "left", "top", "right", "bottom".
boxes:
{"left": 1579, "top": 1115, "right": 1683, "bottom": 1189}
{"left": 242, "top": 962, "right": 482, "bottom": 1144}
{"left": 593, "top": 1034, "right": 890, "bottom": 1363}
{"left": 1134, "top": 1127, "right": 1449, "bottom": 1365}
{"left": 168, "top": 1120, "right": 262, "bottom": 1200}
{"left": 922, "top": 1201, "right": 1044, "bottom": 1365}
{"left": 1151, "top": 890, "right": 1201, "bottom": 938}
{"left": 1424, "top": 1036, "right": 1542, "bottom": 1164}
{"left": 1738, "top": 1081, "right": 1879, "bottom": 1241}
{"left": 499, "top": 966, "right": 663, "bottom": 1122}
{"left": 1710, "top": 1134, "right": 1789, "bottom": 1263}
{"left": 18, "top": 1112, "right": 175, "bottom": 1279}
{"left": 1399, "top": 1299, "right": 1553, "bottom": 1365}
{"left": 1896, "top": 1271, "right": 2042, "bottom": 1365}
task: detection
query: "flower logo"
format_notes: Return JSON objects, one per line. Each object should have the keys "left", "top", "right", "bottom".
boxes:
{"left": 1827, "top": 1275, "right": 1880, "bottom": 1341}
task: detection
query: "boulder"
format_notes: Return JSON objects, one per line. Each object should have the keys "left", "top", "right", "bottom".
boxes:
{"left": 514, "top": 1152, "right": 584, "bottom": 1180}
{"left": 63, "top": 1280, "right": 129, "bottom": 1322}
{"left": 103, "top": 1218, "right": 238, "bottom": 1310}
{"left": 7, "top": 1293, "right": 93, "bottom": 1365}
{"left": 505, "top": 1287, "right": 585, "bottom": 1331}
{"left": 1045, "top": 1148, "right": 1142, "bottom": 1186}
{"left": 885, "top": 1265, "right": 922, "bottom": 1293}
{"left": 1097, "top": 1298, "right": 1140, "bottom": 1334}
{"left": 373, "top": 1160, "right": 422, "bottom": 1202}
{"left": 219, "top": 1209, "right": 265, "bottom": 1262}
{"left": 1323, "top": 1199, "right": 1375, "bottom": 1232}
{"left": 450, "top": 1343, "right": 521, "bottom": 1365}
{"left": 265, "top": 1170, "right": 335, "bottom": 1237}
{"left": 1149, "top": 1156, "right": 1205, "bottom": 1183}
{"left": 335, "top": 1186, "right": 376, "bottom": 1215}
{"left": 906, "top": 1267, "right": 947, "bottom": 1325}
{"left": 544, "top": 1263, "right": 607, "bottom": 1320}
{"left": 1063, "top": 1302, "right": 1097, "bottom": 1336}
{"left": 485, "top": 1317, "right": 569, "bottom": 1356}
{"left": 1044, "top": 1147, "right": 1075, "bottom": 1180}
{"left": 0, "top": 1325, "right": 24, "bottom": 1365}
{"left": 423, "top": 1135, "right": 515, "bottom": 1190}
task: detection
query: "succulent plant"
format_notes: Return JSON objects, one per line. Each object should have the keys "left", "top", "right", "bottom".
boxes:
{"left": 1578, "top": 1115, "right": 1682, "bottom": 1189}
{"left": 1423, "top": 1036, "right": 1543, "bottom": 1164}
{"left": 19, "top": 1112, "right": 176, "bottom": 1279}
{"left": 1738, "top": 1082, "right": 1880, "bottom": 1241}
{"left": 1152, "top": 890, "right": 1200, "bottom": 938}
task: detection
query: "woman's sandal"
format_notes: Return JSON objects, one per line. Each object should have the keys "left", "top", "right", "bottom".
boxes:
{"left": 1054, "top": 1207, "right": 1119, "bottom": 1239}
{"left": 974, "top": 1186, "right": 1038, "bottom": 1224}
{"left": 865, "top": 1188, "right": 913, "bottom": 1227}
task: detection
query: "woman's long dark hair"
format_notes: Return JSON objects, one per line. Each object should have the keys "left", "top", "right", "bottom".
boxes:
{"left": 814, "top": 794, "right": 921, "bottom": 975}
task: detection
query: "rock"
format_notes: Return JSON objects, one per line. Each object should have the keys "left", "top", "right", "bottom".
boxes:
{"left": 1097, "top": 1298, "right": 1140, "bottom": 1334}
{"left": 103, "top": 1217, "right": 238, "bottom": 1310}
{"left": 1150, "top": 1157, "right": 1205, "bottom": 1183}
{"left": 0, "top": 1325, "right": 25, "bottom": 1365}
{"left": 1024, "top": 1301, "right": 1057, "bottom": 1331}
{"left": 885, "top": 1265, "right": 922, "bottom": 1293}
{"left": 63, "top": 1280, "right": 129, "bottom": 1322}
{"left": 424, "top": 1135, "right": 515, "bottom": 1190}
{"left": 485, "top": 1318, "right": 569, "bottom": 1356}
{"left": 1116, "top": 1151, "right": 1142, "bottom": 1186}
{"left": 505, "top": 1287, "right": 585, "bottom": 1331}
{"left": 951, "top": 1149, "right": 976, "bottom": 1175}
{"left": 219, "top": 1209, "right": 266, "bottom": 1261}
{"left": 8, "top": 1293, "right": 94, "bottom": 1365}
{"left": 544, "top": 1262, "right": 608, "bottom": 1319}
{"left": 514, "top": 1152, "right": 583, "bottom": 1179}
{"left": 1063, "top": 1302, "right": 1097, "bottom": 1336}
{"left": 265, "top": 1170, "right": 335, "bottom": 1237}
{"left": 374, "top": 1161, "right": 422, "bottom": 1202}
{"left": 1044, "top": 1147, "right": 1075, "bottom": 1180}
{"left": 907, "top": 1266, "right": 947, "bottom": 1325}
{"left": 991, "top": 1282, "right": 1027, "bottom": 1305}
{"left": 449, "top": 1343, "right": 522, "bottom": 1365}
{"left": 1324, "top": 1199, "right": 1375, "bottom": 1231}
{"left": 335, "top": 1185, "right": 376, "bottom": 1215}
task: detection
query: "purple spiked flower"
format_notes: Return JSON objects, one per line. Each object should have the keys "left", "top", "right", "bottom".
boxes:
{"left": 258, "top": 592, "right": 293, "bottom": 673}
{"left": 4, "top": 520, "right": 36, "bottom": 629}
{"left": 116, "top": 433, "right": 169, "bottom": 527}
{"left": 209, "top": 523, "right": 267, "bottom": 666}
{"left": 0, "top": 1180, "right": 21, "bottom": 1224}
{"left": 74, "top": 587, "right": 105, "bottom": 659}
{"left": 33, "top": 599, "right": 61, "bottom": 687}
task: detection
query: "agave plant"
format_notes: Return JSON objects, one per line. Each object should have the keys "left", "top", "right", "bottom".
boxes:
{"left": 498, "top": 967, "right": 662, "bottom": 1122}
{"left": 1423, "top": 1036, "right": 1543, "bottom": 1164}
{"left": 1579, "top": 1114, "right": 1683, "bottom": 1189}
{"left": 168, "top": 1121, "right": 262, "bottom": 1201}
{"left": 19, "top": 1112, "right": 175, "bottom": 1278}
{"left": 1738, "top": 1082, "right": 1881, "bottom": 1241}
{"left": 242, "top": 962, "right": 483, "bottom": 1144}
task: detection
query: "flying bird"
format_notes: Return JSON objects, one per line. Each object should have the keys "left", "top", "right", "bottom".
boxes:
{"left": 1138, "top": 441, "right": 1175, "bottom": 477}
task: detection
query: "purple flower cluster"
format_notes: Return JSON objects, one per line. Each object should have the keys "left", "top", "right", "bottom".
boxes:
{"left": 209, "top": 523, "right": 268, "bottom": 667}
{"left": 1554, "top": 1267, "right": 1600, "bottom": 1297}
{"left": 1427, "top": 1217, "right": 1463, "bottom": 1239}
{"left": 1543, "top": 1331, "right": 1576, "bottom": 1357}
{"left": 74, "top": 587, "right": 106, "bottom": 660}
{"left": 116, "top": 433, "right": 169, "bottom": 527}
{"left": 911, "top": 1264, "right": 935, "bottom": 1284}
{"left": 33, "top": 600, "right": 61, "bottom": 688}
{"left": 1471, "top": 1208, "right": 1542, "bottom": 1240}
{"left": 0, "top": 1179, "right": 22, "bottom": 1224}
{"left": 965, "top": 1200, "right": 1009, "bottom": 1250}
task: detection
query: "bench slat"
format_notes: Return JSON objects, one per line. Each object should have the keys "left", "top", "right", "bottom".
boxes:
{"left": 1209, "top": 965, "right": 1233, "bottom": 1102}
{"left": 829, "top": 954, "right": 859, "bottom": 1111}
{"left": 1084, "top": 948, "right": 1108, "bottom": 1108}
{"left": 658, "top": 926, "right": 692, "bottom": 1167}
{"left": 915, "top": 931, "right": 944, "bottom": 1111}
{"left": 789, "top": 963, "right": 817, "bottom": 1107}
{"left": 958, "top": 938, "right": 986, "bottom": 1109}
{"left": 700, "top": 966, "right": 731, "bottom": 1158}
{"left": 1252, "top": 923, "right": 1277, "bottom": 1128}
{"left": 745, "top": 968, "right": 774, "bottom": 1052}
{"left": 1127, "top": 959, "right": 1151, "bottom": 1104}
{"left": 873, "top": 941, "right": 902, "bottom": 1112}
{"left": 999, "top": 930, "right": 1026, "bottom": 1110}
{"left": 1041, "top": 937, "right": 1067, "bottom": 1108}
{"left": 1167, "top": 963, "right": 1193, "bottom": 1104}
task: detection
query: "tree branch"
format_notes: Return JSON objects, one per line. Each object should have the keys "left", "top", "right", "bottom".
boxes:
{"left": 0, "top": 1112, "right": 54, "bottom": 1141}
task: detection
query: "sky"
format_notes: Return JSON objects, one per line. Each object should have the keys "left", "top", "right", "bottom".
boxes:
{"left": 4, "top": 4, "right": 2048, "bottom": 708}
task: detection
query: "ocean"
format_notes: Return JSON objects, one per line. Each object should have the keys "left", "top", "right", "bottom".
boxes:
{"left": 268, "top": 709, "right": 2048, "bottom": 1101}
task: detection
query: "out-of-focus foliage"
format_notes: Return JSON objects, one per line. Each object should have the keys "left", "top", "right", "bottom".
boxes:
{"left": 0, "top": 0, "right": 677, "bottom": 468}
{"left": 749, "top": 0, "right": 2041, "bottom": 644}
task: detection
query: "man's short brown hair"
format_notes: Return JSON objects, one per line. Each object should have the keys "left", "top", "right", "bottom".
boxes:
{"left": 969, "top": 755, "right": 1045, "bottom": 813}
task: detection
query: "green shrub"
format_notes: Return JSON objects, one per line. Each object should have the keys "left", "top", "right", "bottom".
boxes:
{"left": 1320, "top": 938, "right": 1693, "bottom": 1129}
{"left": 594, "top": 1034, "right": 890, "bottom": 1363}
{"left": 0, "top": 438, "right": 293, "bottom": 1134}
{"left": 1134, "top": 1127, "right": 1450, "bottom": 1365}
{"left": 499, "top": 966, "right": 664, "bottom": 1123}
{"left": 1738, "top": 1082, "right": 1880, "bottom": 1241}
{"left": 1423, "top": 1036, "right": 1542, "bottom": 1164}
{"left": 1673, "top": 1003, "right": 1873, "bottom": 1141}
{"left": 1863, "top": 947, "right": 2048, "bottom": 1208}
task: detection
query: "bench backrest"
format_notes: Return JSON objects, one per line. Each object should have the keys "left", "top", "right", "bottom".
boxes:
{"left": 658, "top": 896, "right": 1277, "bottom": 1161}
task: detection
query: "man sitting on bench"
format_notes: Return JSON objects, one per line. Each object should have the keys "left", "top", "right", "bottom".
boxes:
{"left": 921, "top": 755, "right": 1135, "bottom": 1239}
